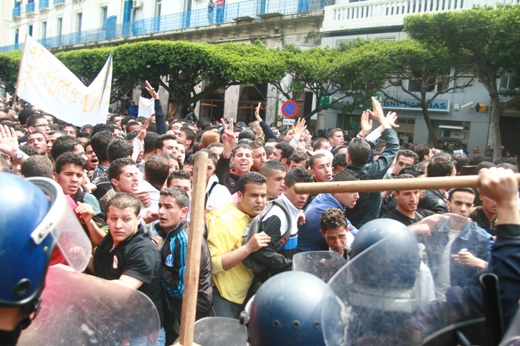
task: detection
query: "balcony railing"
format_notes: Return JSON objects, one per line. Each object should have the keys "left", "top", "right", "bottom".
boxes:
{"left": 322, "top": 0, "right": 520, "bottom": 32}
{"left": 1, "top": 0, "right": 324, "bottom": 52}
{"left": 39, "top": 0, "right": 49, "bottom": 10}
{"left": 53, "top": 0, "right": 65, "bottom": 5}
{"left": 26, "top": 2, "right": 35, "bottom": 13}
{"left": 12, "top": 7, "right": 21, "bottom": 17}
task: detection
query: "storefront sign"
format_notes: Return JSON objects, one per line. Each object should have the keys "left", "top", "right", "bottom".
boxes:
{"left": 381, "top": 99, "right": 450, "bottom": 113}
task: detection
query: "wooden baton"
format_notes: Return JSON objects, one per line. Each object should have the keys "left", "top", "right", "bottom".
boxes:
{"left": 178, "top": 151, "right": 208, "bottom": 346}
{"left": 294, "top": 174, "right": 520, "bottom": 194}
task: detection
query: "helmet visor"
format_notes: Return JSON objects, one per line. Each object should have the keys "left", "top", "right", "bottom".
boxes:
{"left": 28, "top": 178, "right": 92, "bottom": 272}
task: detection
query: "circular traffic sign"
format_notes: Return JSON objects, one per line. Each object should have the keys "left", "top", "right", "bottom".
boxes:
{"left": 281, "top": 100, "right": 299, "bottom": 118}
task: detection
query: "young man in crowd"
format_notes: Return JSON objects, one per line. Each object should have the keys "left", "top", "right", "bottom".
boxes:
{"left": 90, "top": 193, "right": 163, "bottom": 342}
{"left": 246, "top": 168, "right": 314, "bottom": 282}
{"left": 259, "top": 160, "right": 286, "bottom": 201}
{"left": 206, "top": 172, "right": 270, "bottom": 318}
{"left": 381, "top": 174, "right": 426, "bottom": 226}
{"left": 54, "top": 152, "right": 106, "bottom": 245}
{"left": 344, "top": 98, "right": 399, "bottom": 228}
{"left": 154, "top": 188, "right": 212, "bottom": 345}
{"left": 99, "top": 158, "right": 141, "bottom": 213}
{"left": 269, "top": 141, "right": 294, "bottom": 170}
{"left": 298, "top": 169, "right": 360, "bottom": 252}
{"left": 470, "top": 190, "right": 498, "bottom": 236}
{"left": 418, "top": 188, "right": 493, "bottom": 301}
{"left": 320, "top": 208, "right": 350, "bottom": 260}
{"left": 327, "top": 128, "right": 345, "bottom": 149}
{"left": 419, "top": 153, "right": 456, "bottom": 214}
{"left": 249, "top": 141, "right": 267, "bottom": 172}
{"left": 26, "top": 131, "right": 47, "bottom": 155}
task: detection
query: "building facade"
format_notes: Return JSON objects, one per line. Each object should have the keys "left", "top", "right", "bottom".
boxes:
{"left": 319, "top": 0, "right": 520, "bottom": 154}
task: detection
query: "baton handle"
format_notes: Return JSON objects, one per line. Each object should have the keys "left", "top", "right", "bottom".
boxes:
{"left": 294, "top": 174, "right": 520, "bottom": 194}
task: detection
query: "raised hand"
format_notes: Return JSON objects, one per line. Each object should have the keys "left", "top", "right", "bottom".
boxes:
{"left": 292, "top": 118, "right": 307, "bottom": 141}
{"left": 144, "top": 80, "right": 159, "bottom": 100}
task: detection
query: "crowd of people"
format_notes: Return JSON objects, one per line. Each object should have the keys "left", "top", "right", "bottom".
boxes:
{"left": 1, "top": 86, "right": 519, "bottom": 345}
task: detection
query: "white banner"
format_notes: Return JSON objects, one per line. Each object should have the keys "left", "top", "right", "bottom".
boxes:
{"left": 17, "top": 35, "right": 113, "bottom": 127}
{"left": 138, "top": 96, "right": 155, "bottom": 118}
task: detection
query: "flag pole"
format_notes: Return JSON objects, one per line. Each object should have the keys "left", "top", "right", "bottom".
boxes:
{"left": 13, "top": 34, "right": 29, "bottom": 111}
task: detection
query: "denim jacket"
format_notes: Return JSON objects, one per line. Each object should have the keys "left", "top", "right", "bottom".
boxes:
{"left": 418, "top": 219, "right": 493, "bottom": 288}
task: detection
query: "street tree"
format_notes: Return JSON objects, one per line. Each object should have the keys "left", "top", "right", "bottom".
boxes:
{"left": 404, "top": 4, "right": 520, "bottom": 159}
{"left": 374, "top": 39, "right": 474, "bottom": 144}
{"left": 271, "top": 44, "right": 386, "bottom": 121}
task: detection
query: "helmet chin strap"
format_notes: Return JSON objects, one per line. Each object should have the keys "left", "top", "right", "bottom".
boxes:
{"left": 15, "top": 295, "right": 42, "bottom": 331}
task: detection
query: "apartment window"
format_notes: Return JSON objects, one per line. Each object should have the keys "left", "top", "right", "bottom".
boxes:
{"left": 408, "top": 68, "right": 450, "bottom": 93}
{"left": 499, "top": 72, "right": 518, "bottom": 91}
{"left": 77, "top": 12, "right": 82, "bottom": 31}
{"left": 101, "top": 6, "right": 107, "bottom": 26}
{"left": 28, "top": 25, "right": 33, "bottom": 36}
{"left": 42, "top": 21, "right": 47, "bottom": 39}
{"left": 57, "top": 17, "right": 62, "bottom": 36}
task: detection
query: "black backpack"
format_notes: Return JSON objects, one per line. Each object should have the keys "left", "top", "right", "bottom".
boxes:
{"left": 242, "top": 199, "right": 292, "bottom": 273}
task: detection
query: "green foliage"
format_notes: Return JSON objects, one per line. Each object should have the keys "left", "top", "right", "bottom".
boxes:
{"left": 404, "top": 4, "right": 520, "bottom": 157}
{"left": 0, "top": 50, "right": 22, "bottom": 94}
{"left": 404, "top": 5, "right": 520, "bottom": 91}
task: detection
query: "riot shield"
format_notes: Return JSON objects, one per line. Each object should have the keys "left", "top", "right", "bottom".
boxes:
{"left": 19, "top": 266, "right": 161, "bottom": 345}
{"left": 500, "top": 307, "right": 520, "bottom": 345}
{"left": 187, "top": 317, "right": 248, "bottom": 346}
{"left": 292, "top": 251, "right": 347, "bottom": 283}
{"left": 322, "top": 214, "right": 490, "bottom": 346}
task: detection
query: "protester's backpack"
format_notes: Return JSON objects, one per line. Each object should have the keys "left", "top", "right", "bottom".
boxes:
{"left": 242, "top": 199, "right": 292, "bottom": 273}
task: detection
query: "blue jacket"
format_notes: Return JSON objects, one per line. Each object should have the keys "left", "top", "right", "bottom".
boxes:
{"left": 345, "top": 128, "right": 399, "bottom": 228}
{"left": 418, "top": 220, "right": 493, "bottom": 288}
{"left": 298, "top": 193, "right": 358, "bottom": 252}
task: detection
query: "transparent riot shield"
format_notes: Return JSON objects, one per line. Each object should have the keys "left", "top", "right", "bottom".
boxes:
{"left": 188, "top": 317, "right": 248, "bottom": 346}
{"left": 19, "top": 266, "right": 161, "bottom": 345}
{"left": 322, "top": 214, "right": 491, "bottom": 346}
{"left": 292, "top": 251, "right": 347, "bottom": 283}
{"left": 500, "top": 307, "right": 520, "bottom": 345}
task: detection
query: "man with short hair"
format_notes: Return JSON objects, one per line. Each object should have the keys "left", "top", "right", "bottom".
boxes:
{"left": 418, "top": 187, "right": 493, "bottom": 301}
{"left": 312, "top": 138, "right": 331, "bottom": 152}
{"left": 247, "top": 168, "right": 314, "bottom": 281}
{"left": 26, "top": 114, "right": 51, "bottom": 135}
{"left": 470, "top": 191, "right": 498, "bottom": 236}
{"left": 21, "top": 155, "right": 54, "bottom": 178}
{"left": 154, "top": 188, "right": 212, "bottom": 344}
{"left": 90, "top": 193, "right": 163, "bottom": 337}
{"left": 345, "top": 98, "right": 399, "bottom": 228}
{"left": 167, "top": 170, "right": 192, "bottom": 198}
{"left": 327, "top": 128, "right": 344, "bottom": 149}
{"left": 107, "top": 138, "right": 134, "bottom": 163}
{"left": 320, "top": 208, "right": 350, "bottom": 260}
{"left": 54, "top": 153, "right": 106, "bottom": 245}
{"left": 419, "top": 153, "right": 456, "bottom": 214}
{"left": 26, "top": 132, "right": 47, "bottom": 155}
{"left": 298, "top": 169, "right": 360, "bottom": 252}
{"left": 50, "top": 136, "right": 86, "bottom": 162}
{"left": 381, "top": 174, "right": 425, "bottom": 226}
{"left": 206, "top": 172, "right": 270, "bottom": 318}
{"left": 384, "top": 149, "right": 419, "bottom": 179}
{"left": 413, "top": 143, "right": 434, "bottom": 162}
{"left": 99, "top": 158, "right": 141, "bottom": 213}
{"left": 309, "top": 153, "right": 333, "bottom": 183}
{"left": 155, "top": 133, "right": 178, "bottom": 156}
{"left": 259, "top": 160, "right": 286, "bottom": 200}
{"left": 91, "top": 131, "right": 115, "bottom": 199}
{"left": 216, "top": 143, "right": 254, "bottom": 195}
{"left": 288, "top": 151, "right": 309, "bottom": 170}
{"left": 249, "top": 141, "right": 266, "bottom": 172}
{"left": 174, "top": 126, "right": 195, "bottom": 158}
{"left": 269, "top": 141, "right": 294, "bottom": 169}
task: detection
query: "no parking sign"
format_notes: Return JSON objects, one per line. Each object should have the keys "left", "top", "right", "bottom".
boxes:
{"left": 281, "top": 100, "right": 298, "bottom": 118}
